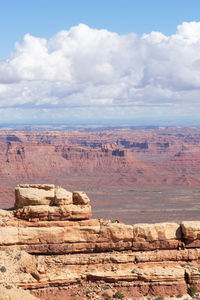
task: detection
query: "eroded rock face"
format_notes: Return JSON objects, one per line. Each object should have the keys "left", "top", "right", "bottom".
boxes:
{"left": 15, "top": 204, "right": 91, "bottom": 222}
{"left": 3, "top": 184, "right": 200, "bottom": 299}
{"left": 132, "top": 222, "right": 181, "bottom": 250}
{"left": 14, "top": 184, "right": 91, "bottom": 221}
{"left": 73, "top": 191, "right": 90, "bottom": 205}
{"left": 15, "top": 184, "right": 55, "bottom": 208}
{"left": 54, "top": 187, "right": 72, "bottom": 206}
{"left": 181, "top": 221, "right": 200, "bottom": 240}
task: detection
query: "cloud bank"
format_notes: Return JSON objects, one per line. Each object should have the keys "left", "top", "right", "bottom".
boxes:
{"left": 1, "top": 22, "right": 200, "bottom": 123}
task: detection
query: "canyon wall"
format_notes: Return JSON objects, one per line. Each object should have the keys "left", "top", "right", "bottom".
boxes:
{"left": 1, "top": 128, "right": 200, "bottom": 190}
{"left": 1, "top": 128, "right": 200, "bottom": 224}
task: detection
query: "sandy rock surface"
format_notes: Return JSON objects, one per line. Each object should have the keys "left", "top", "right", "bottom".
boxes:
{"left": 54, "top": 187, "right": 73, "bottom": 205}
{"left": 73, "top": 191, "right": 90, "bottom": 205}
{"left": 15, "top": 185, "right": 55, "bottom": 208}
{"left": 0, "top": 285, "right": 40, "bottom": 300}
{"left": 1, "top": 184, "right": 200, "bottom": 299}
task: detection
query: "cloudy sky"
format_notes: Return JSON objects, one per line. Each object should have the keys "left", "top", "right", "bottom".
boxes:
{"left": 1, "top": 0, "right": 200, "bottom": 125}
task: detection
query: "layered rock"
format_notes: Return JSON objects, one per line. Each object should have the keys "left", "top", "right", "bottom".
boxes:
{"left": 132, "top": 222, "right": 181, "bottom": 251}
{"left": 15, "top": 204, "right": 91, "bottom": 222}
{"left": 3, "top": 128, "right": 200, "bottom": 226}
{"left": 14, "top": 184, "right": 91, "bottom": 221}
{"left": 2, "top": 185, "right": 200, "bottom": 299}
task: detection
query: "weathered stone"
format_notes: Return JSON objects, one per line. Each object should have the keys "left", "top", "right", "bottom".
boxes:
{"left": 15, "top": 185, "right": 55, "bottom": 208}
{"left": 17, "top": 184, "right": 55, "bottom": 190}
{"left": 132, "top": 222, "right": 181, "bottom": 251}
{"left": 54, "top": 187, "right": 72, "bottom": 206}
{"left": 0, "top": 209, "right": 13, "bottom": 218}
{"left": 15, "top": 204, "right": 91, "bottom": 221}
{"left": 87, "top": 265, "right": 185, "bottom": 283}
{"left": 0, "top": 285, "right": 40, "bottom": 300}
{"left": 0, "top": 227, "right": 19, "bottom": 244}
{"left": 98, "top": 220, "right": 133, "bottom": 242}
{"left": 73, "top": 191, "right": 90, "bottom": 205}
{"left": 3, "top": 184, "right": 200, "bottom": 299}
{"left": 14, "top": 185, "right": 92, "bottom": 222}
{"left": 133, "top": 222, "right": 181, "bottom": 242}
{"left": 181, "top": 221, "right": 200, "bottom": 241}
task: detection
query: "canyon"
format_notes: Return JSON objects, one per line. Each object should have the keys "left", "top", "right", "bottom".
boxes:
{"left": 0, "top": 184, "right": 200, "bottom": 299}
{"left": 0, "top": 127, "right": 200, "bottom": 223}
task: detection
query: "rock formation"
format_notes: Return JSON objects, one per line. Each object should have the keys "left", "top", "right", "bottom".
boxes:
{"left": 0, "top": 184, "right": 200, "bottom": 299}
{"left": 14, "top": 184, "right": 91, "bottom": 221}
{"left": 2, "top": 128, "right": 200, "bottom": 224}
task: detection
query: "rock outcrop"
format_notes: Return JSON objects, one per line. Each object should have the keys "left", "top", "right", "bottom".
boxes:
{"left": 1, "top": 185, "right": 200, "bottom": 299}
{"left": 15, "top": 184, "right": 55, "bottom": 208}
{"left": 14, "top": 184, "right": 91, "bottom": 221}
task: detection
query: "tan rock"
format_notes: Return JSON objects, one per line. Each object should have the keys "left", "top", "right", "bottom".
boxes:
{"left": 0, "top": 219, "right": 133, "bottom": 252}
{"left": 17, "top": 225, "right": 99, "bottom": 245}
{"left": 17, "top": 184, "right": 54, "bottom": 190}
{"left": 15, "top": 204, "right": 91, "bottom": 221}
{"left": 99, "top": 221, "right": 133, "bottom": 242}
{"left": 181, "top": 221, "right": 200, "bottom": 240}
{"left": 0, "top": 209, "right": 13, "bottom": 218}
{"left": 0, "top": 285, "right": 40, "bottom": 300}
{"left": 15, "top": 185, "right": 55, "bottom": 208}
{"left": 87, "top": 264, "right": 185, "bottom": 284}
{"left": 133, "top": 222, "right": 181, "bottom": 242}
{"left": 73, "top": 191, "right": 90, "bottom": 205}
{"left": 54, "top": 187, "right": 72, "bottom": 206}
{"left": 133, "top": 265, "right": 185, "bottom": 282}
{"left": 0, "top": 227, "right": 19, "bottom": 244}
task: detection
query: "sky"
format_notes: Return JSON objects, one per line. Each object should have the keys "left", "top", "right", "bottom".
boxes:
{"left": 1, "top": 0, "right": 200, "bottom": 125}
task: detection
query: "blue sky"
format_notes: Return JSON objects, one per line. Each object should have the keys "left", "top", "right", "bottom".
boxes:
{"left": 1, "top": 0, "right": 200, "bottom": 59}
{"left": 1, "top": 0, "right": 200, "bottom": 125}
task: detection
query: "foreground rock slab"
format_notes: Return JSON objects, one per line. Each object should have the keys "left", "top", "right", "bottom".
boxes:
{"left": 1, "top": 184, "right": 200, "bottom": 299}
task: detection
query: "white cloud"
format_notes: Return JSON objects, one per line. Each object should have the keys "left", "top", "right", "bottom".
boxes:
{"left": 0, "top": 22, "right": 200, "bottom": 122}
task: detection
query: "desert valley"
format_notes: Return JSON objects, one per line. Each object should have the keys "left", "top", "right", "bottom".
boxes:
{"left": 0, "top": 126, "right": 200, "bottom": 224}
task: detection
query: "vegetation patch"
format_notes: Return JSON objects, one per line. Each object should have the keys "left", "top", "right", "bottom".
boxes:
{"left": 0, "top": 266, "right": 6, "bottom": 272}
{"left": 188, "top": 285, "right": 198, "bottom": 297}
{"left": 113, "top": 290, "right": 124, "bottom": 299}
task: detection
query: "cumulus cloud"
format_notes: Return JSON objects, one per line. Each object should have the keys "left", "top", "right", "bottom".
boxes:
{"left": 0, "top": 22, "right": 200, "bottom": 122}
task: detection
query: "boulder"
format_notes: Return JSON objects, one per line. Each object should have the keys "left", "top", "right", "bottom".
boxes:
{"left": 73, "top": 191, "right": 90, "bottom": 205}
{"left": 54, "top": 187, "right": 73, "bottom": 206}
{"left": 15, "top": 184, "right": 55, "bottom": 208}
{"left": 181, "top": 221, "right": 200, "bottom": 241}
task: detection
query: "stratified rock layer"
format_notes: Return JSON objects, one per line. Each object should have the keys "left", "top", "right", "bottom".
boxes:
{"left": 1, "top": 185, "right": 200, "bottom": 299}
{"left": 14, "top": 184, "right": 91, "bottom": 221}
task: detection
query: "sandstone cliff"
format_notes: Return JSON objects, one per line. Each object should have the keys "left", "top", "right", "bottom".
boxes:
{"left": 2, "top": 129, "right": 200, "bottom": 224}
{"left": 0, "top": 185, "right": 200, "bottom": 299}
